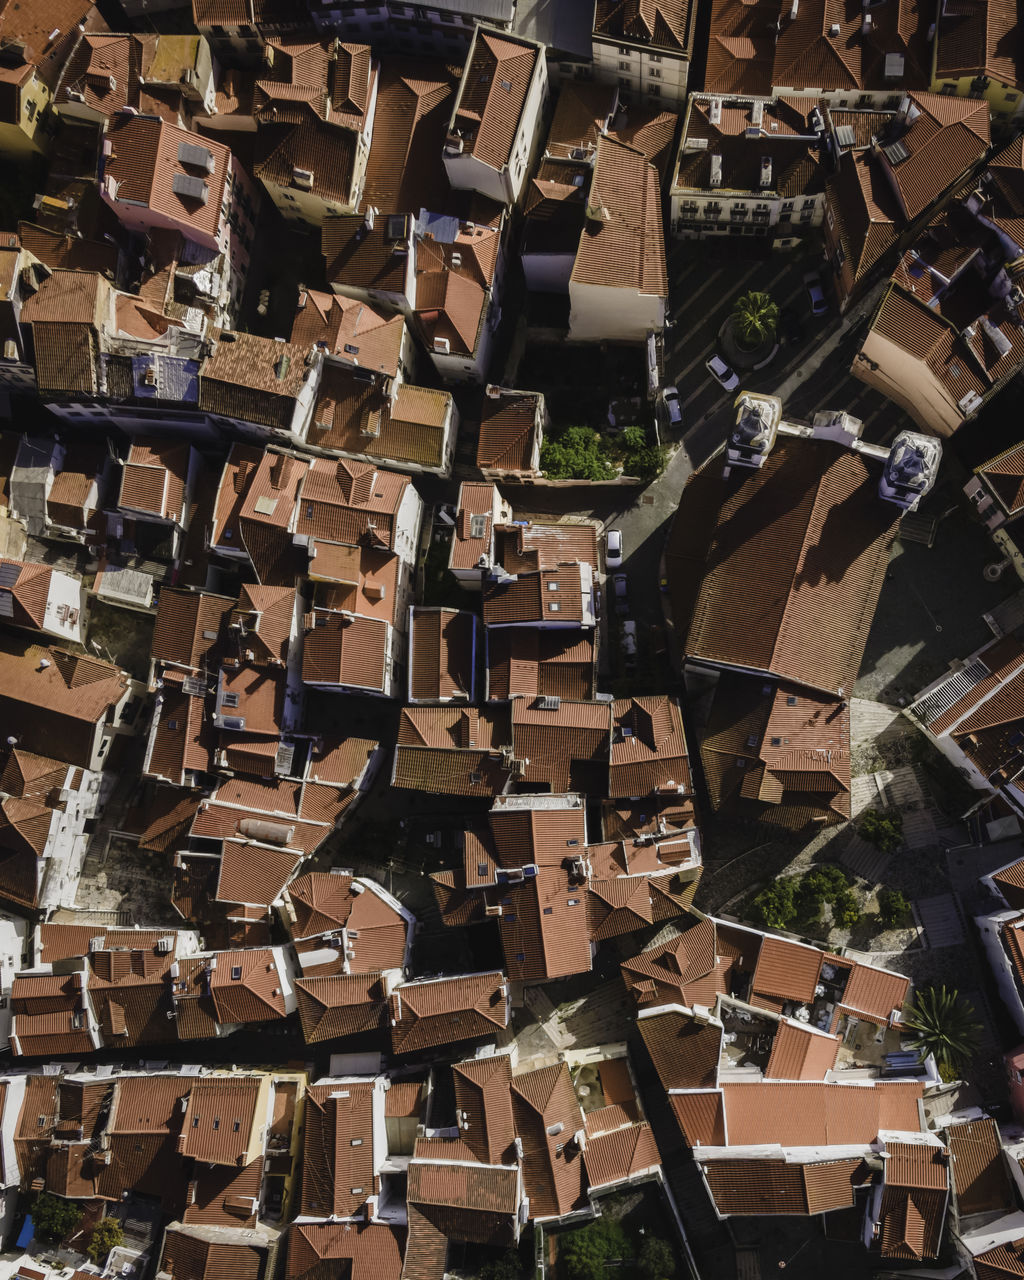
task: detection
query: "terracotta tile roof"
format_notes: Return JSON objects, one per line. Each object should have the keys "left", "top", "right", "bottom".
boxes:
{"left": 216, "top": 841, "right": 301, "bottom": 908}
{"left": 213, "top": 664, "right": 286, "bottom": 737}
{"left": 146, "top": 670, "right": 212, "bottom": 785}
{"left": 837, "top": 961, "right": 909, "bottom": 1025}
{"left": 511, "top": 1063, "right": 587, "bottom": 1219}
{"left": 979, "top": 443, "right": 1024, "bottom": 518}
{"left": 211, "top": 444, "right": 309, "bottom": 568}
{"left": 408, "top": 607, "right": 477, "bottom": 702}
{"left": 703, "top": 1156, "right": 862, "bottom": 1214}
{"left": 487, "top": 630, "right": 595, "bottom": 701}
{"left": 358, "top": 59, "right": 455, "bottom": 212}
{"left": 826, "top": 148, "right": 901, "bottom": 286}
{"left": 609, "top": 696, "right": 690, "bottom": 798}
{"left": 393, "top": 705, "right": 513, "bottom": 795}
{"left": 879, "top": 1141, "right": 949, "bottom": 1260}
{"left": 452, "top": 1055, "right": 516, "bottom": 1165}
{"left": 402, "top": 1205, "right": 449, "bottom": 1280}
{"left": 570, "top": 135, "right": 666, "bottom": 298}
{"left": 120, "top": 438, "right": 189, "bottom": 521}
{"left": 390, "top": 972, "right": 508, "bottom": 1054}
{"left": 622, "top": 917, "right": 736, "bottom": 1008}
{"left": 991, "top": 854, "right": 1024, "bottom": 909}
{"left": 483, "top": 564, "right": 586, "bottom": 626}
{"left": 152, "top": 588, "right": 234, "bottom": 671}
{"left": 0, "top": 559, "right": 53, "bottom": 631}
{"left": 414, "top": 241, "right": 488, "bottom": 358}
{"left": 295, "top": 973, "right": 387, "bottom": 1041}
{"left": 947, "top": 1118, "right": 1014, "bottom": 1217}
{"left": 178, "top": 1076, "right": 261, "bottom": 1165}
{"left": 752, "top": 935, "right": 823, "bottom": 1005}
{"left": 311, "top": 363, "right": 451, "bottom": 470}
{"left": 31, "top": 322, "right": 97, "bottom": 395}
{"left": 609, "top": 106, "right": 680, "bottom": 183}
{"left": 295, "top": 456, "right": 411, "bottom": 552}
{"left": 934, "top": 0, "right": 1022, "bottom": 88}
{"left": 683, "top": 437, "right": 896, "bottom": 696}
{"left": 229, "top": 584, "right": 295, "bottom": 668}
{"left": 210, "top": 948, "right": 287, "bottom": 1024}
{"left": 583, "top": 1121, "right": 661, "bottom": 1190}
{"left": 301, "top": 1080, "right": 376, "bottom": 1217}
{"left": 512, "top": 697, "right": 611, "bottom": 793}
{"left": 722, "top": 1080, "right": 924, "bottom": 1146}
{"left": 407, "top": 1156, "right": 519, "bottom": 1245}
{"left": 476, "top": 394, "right": 542, "bottom": 473}
{"left": 699, "top": 674, "right": 851, "bottom": 829}
{"left": 449, "top": 482, "right": 500, "bottom": 572}
{"left": 975, "top": 1237, "right": 1024, "bottom": 1279}
{"left": 104, "top": 113, "right": 229, "bottom": 242}
{"left": 494, "top": 867, "right": 596, "bottom": 983}
{"left": 291, "top": 288, "right": 405, "bottom": 378}
{"left": 765, "top": 1020, "right": 841, "bottom": 1079}
{"left": 594, "top": 0, "right": 696, "bottom": 53}
{"left": 0, "top": 641, "right": 128, "bottom": 769}
{"left": 545, "top": 82, "right": 617, "bottom": 159}
{"left": 450, "top": 31, "right": 538, "bottom": 172}
{"left": 639, "top": 1007, "right": 722, "bottom": 1090}
{"left": 286, "top": 1223, "right": 404, "bottom": 1280}
{"left": 302, "top": 609, "right": 388, "bottom": 691}
{"left": 200, "top": 331, "right": 315, "bottom": 432}
{"left": 183, "top": 1152, "right": 263, "bottom": 1227}
{"left": 161, "top": 1226, "right": 266, "bottom": 1280}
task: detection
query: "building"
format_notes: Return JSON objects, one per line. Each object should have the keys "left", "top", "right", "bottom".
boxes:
{"left": 568, "top": 135, "right": 667, "bottom": 342}
{"left": 443, "top": 27, "right": 547, "bottom": 206}
{"left": 0, "top": 0, "right": 101, "bottom": 159}
{"left": 852, "top": 139, "right": 1024, "bottom": 434}
{"left": 666, "top": 432, "right": 898, "bottom": 830}
{"left": 932, "top": 0, "right": 1024, "bottom": 123}
{"left": 670, "top": 95, "right": 828, "bottom": 244}
{"left": 476, "top": 387, "right": 546, "bottom": 480}
{"left": 823, "top": 92, "right": 990, "bottom": 313}
{"left": 199, "top": 330, "right": 323, "bottom": 443}
{"left": 101, "top": 111, "right": 259, "bottom": 316}
{"left": 447, "top": 481, "right": 513, "bottom": 589}
{"left": 591, "top": 0, "right": 696, "bottom": 107}
{"left": 0, "top": 557, "right": 85, "bottom": 642}
{"left": 407, "top": 607, "right": 480, "bottom": 703}
{"left": 247, "top": 40, "right": 378, "bottom": 229}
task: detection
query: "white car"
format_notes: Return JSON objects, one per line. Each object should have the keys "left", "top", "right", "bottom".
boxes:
{"left": 659, "top": 385, "right": 683, "bottom": 427}
{"left": 606, "top": 528, "right": 623, "bottom": 568}
{"left": 622, "top": 620, "right": 638, "bottom": 660}
{"left": 706, "top": 354, "right": 739, "bottom": 392}
{"left": 804, "top": 270, "right": 828, "bottom": 317}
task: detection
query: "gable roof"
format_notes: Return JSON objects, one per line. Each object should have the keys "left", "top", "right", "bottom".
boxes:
{"left": 681, "top": 436, "right": 897, "bottom": 695}
{"left": 390, "top": 972, "right": 508, "bottom": 1054}
{"left": 450, "top": 30, "right": 539, "bottom": 172}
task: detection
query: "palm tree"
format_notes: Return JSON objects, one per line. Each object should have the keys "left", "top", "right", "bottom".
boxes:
{"left": 903, "top": 985, "right": 982, "bottom": 1077}
{"left": 731, "top": 291, "right": 779, "bottom": 349}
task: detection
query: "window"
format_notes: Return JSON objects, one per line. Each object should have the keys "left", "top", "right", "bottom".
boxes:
{"left": 1007, "top": 91, "right": 1019, "bottom": 102}
{"left": 25, "top": 99, "right": 36, "bottom": 122}
{"left": 231, "top": 965, "right": 243, "bottom": 979}
{"left": 618, "top": 77, "right": 631, "bottom": 89}
{"left": 648, "top": 84, "right": 661, "bottom": 97}
{"left": 504, "top": 913, "right": 516, "bottom": 923}
{"left": 802, "top": 198, "right": 815, "bottom": 209}
{"left": 648, "top": 68, "right": 662, "bottom": 79}
{"left": 470, "top": 513, "right": 487, "bottom": 537}
{"left": 618, "top": 45, "right": 631, "bottom": 55}
{"left": 222, "top": 691, "right": 240, "bottom": 708}
{"left": 192, "top": 1117, "right": 200, "bottom": 1128}
{"left": 233, "top": 1120, "right": 241, "bottom": 1131}
{"left": 213, "top": 1119, "right": 220, "bottom": 1130}
{"left": 648, "top": 53, "right": 662, "bottom": 62}
{"left": 787, "top": 696, "right": 798, "bottom": 706}
{"left": 619, "top": 61, "right": 631, "bottom": 71}
{"left": 781, "top": 200, "right": 794, "bottom": 213}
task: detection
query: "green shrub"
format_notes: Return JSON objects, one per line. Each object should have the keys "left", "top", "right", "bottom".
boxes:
{"left": 859, "top": 808, "right": 903, "bottom": 853}
{"left": 540, "top": 427, "right": 615, "bottom": 481}
{"left": 558, "top": 1218, "right": 632, "bottom": 1280}
{"left": 477, "top": 1251, "right": 523, "bottom": 1280}
{"left": 749, "top": 879, "right": 797, "bottom": 930}
{"left": 832, "top": 889, "right": 861, "bottom": 930}
{"left": 878, "top": 887, "right": 911, "bottom": 929}
{"left": 638, "top": 1236, "right": 677, "bottom": 1280}
{"left": 87, "top": 1218, "right": 124, "bottom": 1266}
{"left": 32, "top": 1192, "right": 83, "bottom": 1243}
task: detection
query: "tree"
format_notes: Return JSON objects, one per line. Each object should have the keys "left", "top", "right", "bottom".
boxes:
{"left": 638, "top": 1236, "right": 677, "bottom": 1280}
{"left": 749, "top": 878, "right": 797, "bottom": 930}
{"left": 540, "top": 427, "right": 614, "bottom": 481}
{"left": 903, "top": 985, "right": 982, "bottom": 1077}
{"left": 878, "top": 887, "right": 911, "bottom": 928}
{"left": 859, "top": 808, "right": 903, "bottom": 854}
{"left": 32, "top": 1192, "right": 83, "bottom": 1243}
{"left": 558, "top": 1218, "right": 632, "bottom": 1280}
{"left": 832, "top": 889, "right": 861, "bottom": 930}
{"left": 87, "top": 1219, "right": 124, "bottom": 1266}
{"left": 619, "top": 426, "right": 647, "bottom": 453}
{"left": 731, "top": 291, "right": 779, "bottom": 349}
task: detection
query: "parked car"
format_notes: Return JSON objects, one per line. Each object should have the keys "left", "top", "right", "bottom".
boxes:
{"left": 606, "top": 528, "right": 623, "bottom": 568}
{"left": 804, "top": 271, "right": 828, "bottom": 317}
{"left": 658, "top": 385, "right": 683, "bottom": 427}
{"left": 778, "top": 306, "right": 804, "bottom": 346}
{"left": 612, "top": 573, "right": 628, "bottom": 615}
{"left": 706, "top": 354, "right": 739, "bottom": 391}
{"left": 622, "top": 620, "right": 638, "bottom": 659}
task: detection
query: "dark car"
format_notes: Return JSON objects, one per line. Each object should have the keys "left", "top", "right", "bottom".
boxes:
{"left": 778, "top": 306, "right": 804, "bottom": 347}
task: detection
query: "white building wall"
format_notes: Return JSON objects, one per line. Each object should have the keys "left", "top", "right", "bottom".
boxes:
{"left": 40, "top": 569, "right": 86, "bottom": 644}
{"left": 977, "top": 909, "right": 1024, "bottom": 1035}
{"left": 38, "top": 765, "right": 105, "bottom": 912}
{"left": 592, "top": 38, "right": 688, "bottom": 107}
{"left": 569, "top": 279, "right": 666, "bottom": 342}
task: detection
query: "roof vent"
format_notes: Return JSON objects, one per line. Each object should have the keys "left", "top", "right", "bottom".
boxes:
{"left": 178, "top": 140, "right": 215, "bottom": 173}
{"left": 292, "top": 166, "right": 314, "bottom": 191}
{"left": 829, "top": 21, "right": 840, "bottom": 35}
{"left": 709, "top": 155, "right": 722, "bottom": 187}
{"left": 708, "top": 98, "right": 722, "bottom": 125}
{"left": 172, "top": 173, "right": 209, "bottom": 204}
{"left": 546, "top": 1122, "right": 564, "bottom": 1136}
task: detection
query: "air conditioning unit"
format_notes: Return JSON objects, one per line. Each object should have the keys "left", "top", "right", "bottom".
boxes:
{"left": 433, "top": 337, "right": 451, "bottom": 355}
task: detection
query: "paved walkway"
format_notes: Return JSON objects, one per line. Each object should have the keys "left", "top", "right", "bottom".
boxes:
{"left": 915, "top": 893, "right": 967, "bottom": 948}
